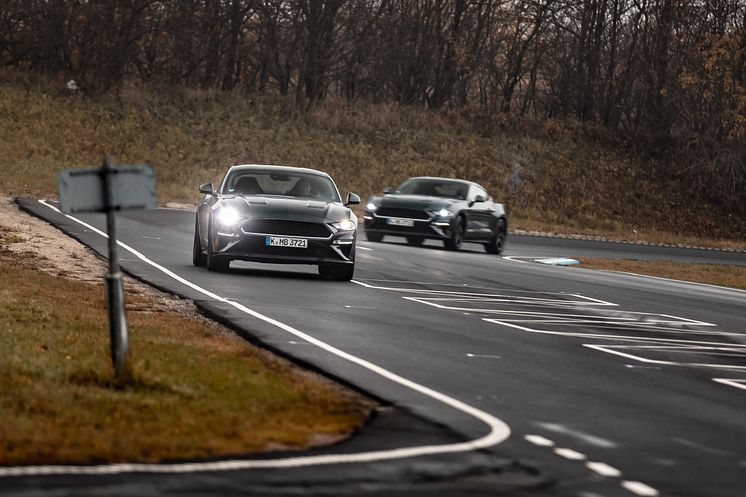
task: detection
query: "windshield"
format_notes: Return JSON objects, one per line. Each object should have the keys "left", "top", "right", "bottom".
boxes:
{"left": 223, "top": 170, "right": 341, "bottom": 202}
{"left": 396, "top": 179, "right": 469, "bottom": 200}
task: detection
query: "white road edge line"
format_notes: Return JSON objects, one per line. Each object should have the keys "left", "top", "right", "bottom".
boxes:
{"left": 712, "top": 378, "right": 746, "bottom": 391}
{"left": 0, "top": 200, "right": 511, "bottom": 477}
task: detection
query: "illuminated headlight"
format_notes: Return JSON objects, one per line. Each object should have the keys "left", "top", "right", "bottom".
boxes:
{"left": 436, "top": 208, "right": 452, "bottom": 217}
{"left": 216, "top": 207, "right": 241, "bottom": 227}
{"left": 332, "top": 219, "right": 357, "bottom": 231}
{"left": 366, "top": 202, "right": 378, "bottom": 212}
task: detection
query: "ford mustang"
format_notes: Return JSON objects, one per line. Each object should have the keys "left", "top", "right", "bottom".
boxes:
{"left": 363, "top": 177, "right": 507, "bottom": 253}
{"left": 193, "top": 164, "right": 360, "bottom": 280}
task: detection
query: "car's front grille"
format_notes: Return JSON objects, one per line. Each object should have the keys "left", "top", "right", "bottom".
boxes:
{"left": 242, "top": 219, "right": 331, "bottom": 237}
{"left": 376, "top": 208, "right": 430, "bottom": 220}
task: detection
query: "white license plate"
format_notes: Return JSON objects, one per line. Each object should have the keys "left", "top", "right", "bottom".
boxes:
{"left": 265, "top": 236, "right": 308, "bottom": 248}
{"left": 386, "top": 217, "right": 415, "bottom": 227}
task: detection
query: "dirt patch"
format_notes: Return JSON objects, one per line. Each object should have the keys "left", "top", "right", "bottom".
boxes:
{"left": 0, "top": 196, "right": 212, "bottom": 321}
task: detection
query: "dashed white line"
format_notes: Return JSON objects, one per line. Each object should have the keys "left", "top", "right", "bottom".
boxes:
{"left": 524, "top": 434, "right": 555, "bottom": 447}
{"left": 4, "top": 200, "right": 511, "bottom": 478}
{"left": 621, "top": 480, "right": 660, "bottom": 496}
{"left": 554, "top": 448, "right": 587, "bottom": 461}
{"left": 586, "top": 461, "right": 622, "bottom": 478}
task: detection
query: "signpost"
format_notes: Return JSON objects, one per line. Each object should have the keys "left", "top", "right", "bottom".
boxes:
{"left": 58, "top": 158, "right": 156, "bottom": 377}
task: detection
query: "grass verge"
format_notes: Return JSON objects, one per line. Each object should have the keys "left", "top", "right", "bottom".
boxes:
{"left": 576, "top": 258, "right": 746, "bottom": 290}
{"left": 0, "top": 231, "right": 374, "bottom": 465}
{"left": 1, "top": 73, "right": 744, "bottom": 247}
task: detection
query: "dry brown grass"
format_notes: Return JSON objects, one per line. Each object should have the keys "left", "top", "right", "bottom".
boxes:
{"left": 0, "top": 234, "right": 374, "bottom": 464}
{"left": 576, "top": 257, "right": 746, "bottom": 290}
{"left": 1, "top": 73, "right": 744, "bottom": 246}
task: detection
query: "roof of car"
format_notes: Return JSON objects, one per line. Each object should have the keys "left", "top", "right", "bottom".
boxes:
{"left": 228, "top": 164, "right": 331, "bottom": 178}
{"left": 407, "top": 176, "right": 481, "bottom": 187}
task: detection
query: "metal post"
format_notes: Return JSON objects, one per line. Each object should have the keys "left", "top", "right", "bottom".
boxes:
{"left": 102, "top": 157, "right": 129, "bottom": 376}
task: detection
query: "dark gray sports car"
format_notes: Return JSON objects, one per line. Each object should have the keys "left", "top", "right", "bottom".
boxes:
{"left": 193, "top": 164, "right": 360, "bottom": 280}
{"left": 363, "top": 177, "right": 507, "bottom": 253}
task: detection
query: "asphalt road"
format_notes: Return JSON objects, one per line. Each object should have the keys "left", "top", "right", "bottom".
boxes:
{"left": 7, "top": 198, "right": 746, "bottom": 497}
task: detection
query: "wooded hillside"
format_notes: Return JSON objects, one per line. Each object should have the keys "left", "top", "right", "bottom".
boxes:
{"left": 2, "top": 1, "right": 744, "bottom": 237}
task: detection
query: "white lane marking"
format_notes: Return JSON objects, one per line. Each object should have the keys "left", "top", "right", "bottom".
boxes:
{"left": 672, "top": 437, "right": 733, "bottom": 456}
{"left": 502, "top": 256, "right": 531, "bottom": 264}
{"left": 489, "top": 319, "right": 741, "bottom": 348}
{"left": 357, "top": 246, "right": 373, "bottom": 251}
{"left": 554, "top": 448, "right": 586, "bottom": 461}
{"left": 536, "top": 422, "right": 617, "bottom": 449}
{"left": 526, "top": 434, "right": 659, "bottom": 496}
{"left": 5, "top": 200, "right": 511, "bottom": 477}
{"left": 524, "top": 434, "right": 555, "bottom": 447}
{"left": 621, "top": 480, "right": 660, "bottom": 496}
{"left": 586, "top": 461, "right": 622, "bottom": 477}
{"left": 583, "top": 344, "right": 746, "bottom": 371}
{"left": 712, "top": 378, "right": 746, "bottom": 391}
{"left": 466, "top": 353, "right": 502, "bottom": 359}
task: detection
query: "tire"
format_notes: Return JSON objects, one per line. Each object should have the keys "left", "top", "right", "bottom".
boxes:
{"left": 206, "top": 218, "right": 230, "bottom": 272}
{"left": 319, "top": 263, "right": 355, "bottom": 281}
{"left": 192, "top": 218, "right": 207, "bottom": 267}
{"left": 485, "top": 218, "right": 507, "bottom": 254}
{"left": 406, "top": 236, "right": 424, "bottom": 246}
{"left": 364, "top": 230, "right": 383, "bottom": 242}
{"left": 444, "top": 216, "right": 464, "bottom": 251}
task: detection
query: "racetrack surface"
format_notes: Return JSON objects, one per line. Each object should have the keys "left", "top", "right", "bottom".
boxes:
{"left": 7, "top": 198, "right": 746, "bottom": 497}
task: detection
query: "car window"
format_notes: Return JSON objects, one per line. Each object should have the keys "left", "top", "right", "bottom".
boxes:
{"left": 396, "top": 179, "right": 468, "bottom": 200}
{"left": 224, "top": 171, "right": 340, "bottom": 202}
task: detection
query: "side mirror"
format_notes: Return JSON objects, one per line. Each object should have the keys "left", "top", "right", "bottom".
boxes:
{"left": 474, "top": 194, "right": 486, "bottom": 203}
{"left": 383, "top": 187, "right": 393, "bottom": 194}
{"left": 199, "top": 182, "right": 214, "bottom": 195}
{"left": 345, "top": 192, "right": 361, "bottom": 206}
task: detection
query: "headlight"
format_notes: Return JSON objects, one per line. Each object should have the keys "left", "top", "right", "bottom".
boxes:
{"left": 216, "top": 207, "right": 241, "bottom": 227}
{"left": 332, "top": 219, "right": 357, "bottom": 231}
{"left": 436, "top": 208, "right": 452, "bottom": 217}
{"left": 366, "top": 202, "right": 378, "bottom": 212}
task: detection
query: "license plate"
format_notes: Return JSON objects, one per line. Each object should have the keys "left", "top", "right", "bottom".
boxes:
{"left": 265, "top": 236, "right": 308, "bottom": 248}
{"left": 386, "top": 217, "right": 414, "bottom": 227}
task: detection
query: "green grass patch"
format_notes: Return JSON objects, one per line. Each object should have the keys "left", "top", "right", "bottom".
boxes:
{"left": 0, "top": 246, "right": 374, "bottom": 464}
{"left": 576, "top": 258, "right": 746, "bottom": 290}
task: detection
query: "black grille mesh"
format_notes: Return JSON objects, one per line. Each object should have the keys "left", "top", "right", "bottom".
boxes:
{"left": 376, "top": 208, "right": 430, "bottom": 220}
{"left": 242, "top": 219, "right": 331, "bottom": 237}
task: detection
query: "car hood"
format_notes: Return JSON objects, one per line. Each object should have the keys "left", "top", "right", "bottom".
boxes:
{"left": 219, "top": 196, "right": 351, "bottom": 223}
{"left": 375, "top": 194, "right": 458, "bottom": 210}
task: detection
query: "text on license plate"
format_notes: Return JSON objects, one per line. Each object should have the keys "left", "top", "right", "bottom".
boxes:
{"left": 265, "top": 236, "right": 308, "bottom": 248}
{"left": 386, "top": 217, "right": 414, "bottom": 227}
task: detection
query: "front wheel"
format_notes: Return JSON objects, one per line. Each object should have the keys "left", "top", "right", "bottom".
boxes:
{"left": 206, "top": 219, "right": 230, "bottom": 272}
{"left": 364, "top": 230, "right": 383, "bottom": 242}
{"left": 319, "top": 263, "right": 355, "bottom": 281}
{"left": 485, "top": 218, "right": 507, "bottom": 254}
{"left": 444, "top": 216, "right": 464, "bottom": 251}
{"left": 192, "top": 218, "right": 207, "bottom": 267}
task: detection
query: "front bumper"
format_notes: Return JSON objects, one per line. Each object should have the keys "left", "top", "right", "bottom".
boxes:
{"left": 362, "top": 211, "right": 454, "bottom": 239}
{"left": 214, "top": 226, "right": 355, "bottom": 265}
